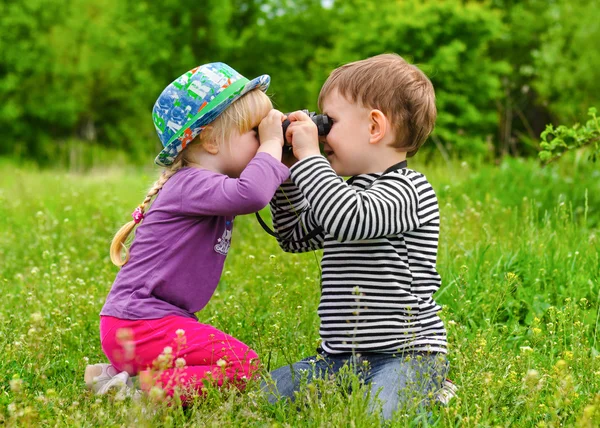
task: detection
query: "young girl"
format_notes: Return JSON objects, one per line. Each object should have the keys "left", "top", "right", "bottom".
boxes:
{"left": 84, "top": 63, "right": 289, "bottom": 399}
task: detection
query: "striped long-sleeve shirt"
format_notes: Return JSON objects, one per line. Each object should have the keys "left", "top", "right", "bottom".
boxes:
{"left": 270, "top": 155, "right": 447, "bottom": 355}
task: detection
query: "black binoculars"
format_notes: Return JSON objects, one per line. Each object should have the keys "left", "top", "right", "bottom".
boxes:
{"left": 282, "top": 109, "right": 332, "bottom": 137}
{"left": 281, "top": 110, "right": 332, "bottom": 153}
{"left": 254, "top": 110, "right": 332, "bottom": 153}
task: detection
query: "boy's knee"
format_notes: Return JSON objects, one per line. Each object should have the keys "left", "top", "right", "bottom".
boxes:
{"left": 260, "top": 367, "right": 297, "bottom": 403}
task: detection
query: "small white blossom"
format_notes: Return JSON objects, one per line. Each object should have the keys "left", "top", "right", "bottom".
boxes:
{"left": 10, "top": 378, "right": 23, "bottom": 392}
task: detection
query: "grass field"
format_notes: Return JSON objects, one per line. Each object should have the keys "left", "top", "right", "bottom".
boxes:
{"left": 1, "top": 156, "right": 599, "bottom": 427}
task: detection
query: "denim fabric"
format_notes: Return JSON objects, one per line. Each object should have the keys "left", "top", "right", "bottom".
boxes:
{"left": 262, "top": 350, "right": 448, "bottom": 420}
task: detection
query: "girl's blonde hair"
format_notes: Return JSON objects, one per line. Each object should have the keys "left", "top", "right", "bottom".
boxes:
{"left": 110, "top": 89, "right": 273, "bottom": 267}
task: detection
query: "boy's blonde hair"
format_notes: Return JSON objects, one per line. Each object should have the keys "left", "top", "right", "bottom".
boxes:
{"left": 318, "top": 53, "right": 436, "bottom": 157}
{"left": 110, "top": 89, "right": 272, "bottom": 267}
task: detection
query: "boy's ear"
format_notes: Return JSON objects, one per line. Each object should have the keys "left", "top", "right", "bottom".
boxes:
{"left": 368, "top": 109, "right": 388, "bottom": 145}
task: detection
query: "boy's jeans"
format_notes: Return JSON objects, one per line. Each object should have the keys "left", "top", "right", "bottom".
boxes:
{"left": 262, "top": 349, "right": 448, "bottom": 420}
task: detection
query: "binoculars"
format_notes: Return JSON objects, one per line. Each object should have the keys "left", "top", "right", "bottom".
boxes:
{"left": 254, "top": 110, "right": 332, "bottom": 153}
{"left": 281, "top": 110, "right": 332, "bottom": 153}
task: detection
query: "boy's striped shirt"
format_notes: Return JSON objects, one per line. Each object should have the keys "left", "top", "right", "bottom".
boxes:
{"left": 270, "top": 155, "right": 447, "bottom": 354}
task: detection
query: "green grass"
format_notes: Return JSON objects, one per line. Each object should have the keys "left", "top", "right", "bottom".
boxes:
{"left": 1, "top": 156, "right": 599, "bottom": 426}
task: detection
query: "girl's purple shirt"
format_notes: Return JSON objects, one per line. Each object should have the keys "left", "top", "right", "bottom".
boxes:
{"left": 101, "top": 152, "right": 289, "bottom": 320}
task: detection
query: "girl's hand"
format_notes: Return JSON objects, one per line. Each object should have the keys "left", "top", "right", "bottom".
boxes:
{"left": 258, "top": 109, "right": 285, "bottom": 147}
{"left": 257, "top": 109, "right": 286, "bottom": 161}
{"left": 284, "top": 110, "right": 320, "bottom": 160}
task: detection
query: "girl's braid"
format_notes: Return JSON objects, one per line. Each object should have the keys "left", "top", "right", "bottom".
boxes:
{"left": 140, "top": 159, "right": 183, "bottom": 211}
{"left": 109, "top": 159, "right": 184, "bottom": 267}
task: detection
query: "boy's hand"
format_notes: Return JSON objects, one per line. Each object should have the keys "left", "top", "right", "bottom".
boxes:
{"left": 285, "top": 110, "right": 320, "bottom": 160}
{"left": 257, "top": 109, "right": 286, "bottom": 161}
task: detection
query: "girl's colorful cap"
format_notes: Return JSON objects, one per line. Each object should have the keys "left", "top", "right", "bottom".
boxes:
{"left": 152, "top": 63, "right": 270, "bottom": 167}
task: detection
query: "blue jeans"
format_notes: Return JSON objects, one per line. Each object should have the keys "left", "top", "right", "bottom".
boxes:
{"left": 262, "top": 349, "right": 448, "bottom": 421}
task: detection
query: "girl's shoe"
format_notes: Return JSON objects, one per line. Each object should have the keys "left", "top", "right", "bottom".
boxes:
{"left": 84, "top": 363, "right": 134, "bottom": 395}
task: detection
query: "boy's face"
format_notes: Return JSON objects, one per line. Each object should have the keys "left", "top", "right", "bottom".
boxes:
{"left": 320, "top": 89, "right": 374, "bottom": 176}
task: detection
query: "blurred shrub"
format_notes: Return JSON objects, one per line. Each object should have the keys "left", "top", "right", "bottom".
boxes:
{"left": 539, "top": 107, "right": 600, "bottom": 164}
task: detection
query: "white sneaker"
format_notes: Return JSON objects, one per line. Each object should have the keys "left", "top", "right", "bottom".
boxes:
{"left": 435, "top": 379, "right": 458, "bottom": 405}
{"left": 84, "top": 363, "right": 136, "bottom": 396}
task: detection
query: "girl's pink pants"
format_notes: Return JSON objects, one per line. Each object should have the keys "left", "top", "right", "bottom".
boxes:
{"left": 100, "top": 315, "right": 259, "bottom": 397}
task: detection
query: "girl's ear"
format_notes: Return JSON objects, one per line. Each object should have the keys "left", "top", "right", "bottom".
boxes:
{"left": 199, "top": 126, "right": 219, "bottom": 154}
{"left": 202, "top": 139, "right": 220, "bottom": 155}
{"left": 368, "top": 109, "right": 388, "bottom": 145}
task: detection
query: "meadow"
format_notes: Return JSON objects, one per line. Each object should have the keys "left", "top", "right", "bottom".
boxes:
{"left": 1, "top": 156, "right": 599, "bottom": 427}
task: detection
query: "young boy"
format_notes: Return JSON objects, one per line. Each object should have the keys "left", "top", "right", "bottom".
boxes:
{"left": 264, "top": 53, "right": 451, "bottom": 420}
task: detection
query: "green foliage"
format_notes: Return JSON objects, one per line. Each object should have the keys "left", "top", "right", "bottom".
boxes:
{"left": 232, "top": 0, "right": 337, "bottom": 111}
{"left": 0, "top": 0, "right": 276, "bottom": 165}
{"left": 484, "top": 0, "right": 552, "bottom": 156}
{"left": 532, "top": 0, "right": 600, "bottom": 122}
{"left": 1, "top": 0, "right": 600, "bottom": 165}
{"left": 0, "top": 0, "right": 172, "bottom": 163}
{"left": 1, "top": 159, "right": 599, "bottom": 425}
{"left": 309, "top": 0, "right": 509, "bottom": 157}
{"left": 486, "top": 0, "right": 600, "bottom": 156}
{"left": 539, "top": 107, "right": 600, "bottom": 164}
